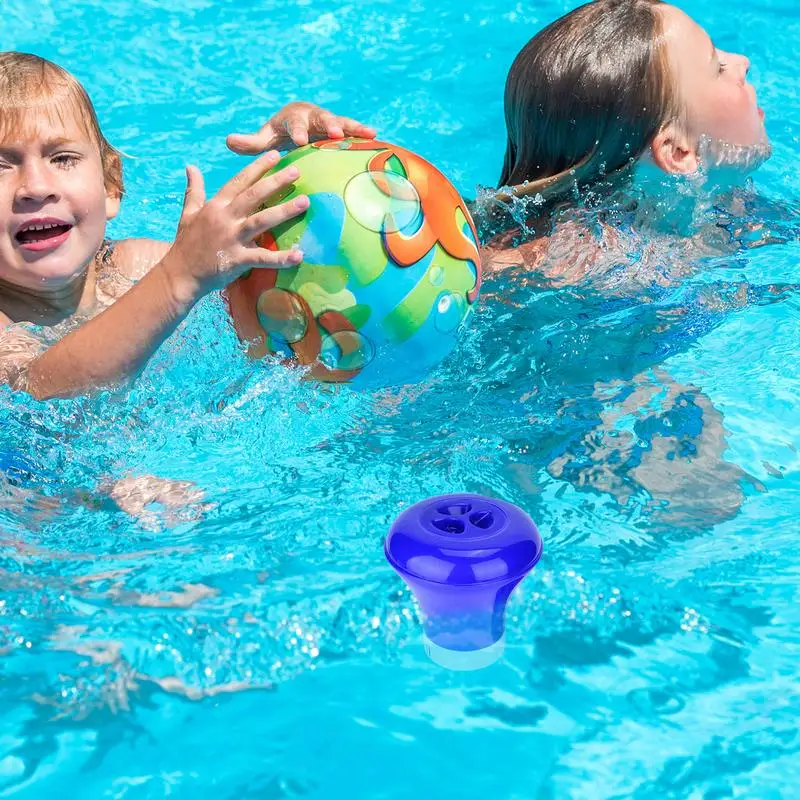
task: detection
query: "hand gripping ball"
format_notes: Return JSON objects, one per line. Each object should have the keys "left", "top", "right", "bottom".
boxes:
{"left": 223, "top": 138, "right": 482, "bottom": 386}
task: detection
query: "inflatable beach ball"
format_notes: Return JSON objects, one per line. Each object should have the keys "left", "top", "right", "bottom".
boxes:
{"left": 224, "top": 138, "right": 482, "bottom": 386}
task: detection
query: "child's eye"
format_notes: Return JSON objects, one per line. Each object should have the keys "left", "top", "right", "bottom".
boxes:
{"left": 718, "top": 62, "right": 728, "bottom": 75}
{"left": 52, "top": 153, "right": 81, "bottom": 168}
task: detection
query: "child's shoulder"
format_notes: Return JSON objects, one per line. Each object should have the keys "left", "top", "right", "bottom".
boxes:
{"left": 101, "top": 238, "right": 171, "bottom": 282}
{"left": 481, "top": 228, "right": 549, "bottom": 275}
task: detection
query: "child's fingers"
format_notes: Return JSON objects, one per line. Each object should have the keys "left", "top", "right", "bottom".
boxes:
{"left": 225, "top": 123, "right": 279, "bottom": 155}
{"left": 241, "top": 195, "right": 309, "bottom": 241}
{"left": 324, "top": 121, "right": 345, "bottom": 139}
{"left": 313, "top": 110, "right": 375, "bottom": 141}
{"left": 339, "top": 117, "right": 377, "bottom": 138}
{"left": 218, "top": 150, "right": 282, "bottom": 203}
{"left": 312, "top": 110, "right": 347, "bottom": 140}
{"left": 238, "top": 244, "right": 305, "bottom": 270}
{"left": 285, "top": 117, "right": 310, "bottom": 147}
{"left": 230, "top": 164, "right": 301, "bottom": 217}
{"left": 181, "top": 166, "right": 206, "bottom": 220}
{"left": 310, "top": 109, "right": 342, "bottom": 139}
{"left": 225, "top": 133, "right": 263, "bottom": 155}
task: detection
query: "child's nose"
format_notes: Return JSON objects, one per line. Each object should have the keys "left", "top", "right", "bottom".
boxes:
{"left": 733, "top": 53, "right": 751, "bottom": 83}
{"left": 15, "top": 163, "right": 59, "bottom": 204}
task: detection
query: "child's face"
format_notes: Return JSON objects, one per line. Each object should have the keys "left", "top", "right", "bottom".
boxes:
{"left": 0, "top": 107, "right": 119, "bottom": 293}
{"left": 662, "top": 6, "right": 768, "bottom": 158}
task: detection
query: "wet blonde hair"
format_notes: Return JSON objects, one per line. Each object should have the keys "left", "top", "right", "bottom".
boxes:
{"left": 0, "top": 51, "right": 123, "bottom": 198}
{"left": 499, "top": 0, "right": 682, "bottom": 203}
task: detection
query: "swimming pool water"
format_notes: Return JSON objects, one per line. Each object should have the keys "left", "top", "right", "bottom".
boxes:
{"left": 3, "top": 0, "right": 800, "bottom": 796}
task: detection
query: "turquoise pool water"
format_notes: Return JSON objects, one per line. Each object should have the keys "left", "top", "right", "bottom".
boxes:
{"left": 3, "top": 0, "right": 800, "bottom": 796}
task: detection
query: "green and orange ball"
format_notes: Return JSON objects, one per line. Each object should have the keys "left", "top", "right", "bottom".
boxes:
{"left": 224, "top": 138, "right": 482, "bottom": 386}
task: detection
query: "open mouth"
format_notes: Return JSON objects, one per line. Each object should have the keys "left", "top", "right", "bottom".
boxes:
{"left": 15, "top": 221, "right": 74, "bottom": 249}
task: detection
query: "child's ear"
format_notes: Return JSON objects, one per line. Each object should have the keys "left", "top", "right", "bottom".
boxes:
{"left": 650, "top": 123, "right": 699, "bottom": 175}
{"left": 105, "top": 191, "right": 121, "bottom": 220}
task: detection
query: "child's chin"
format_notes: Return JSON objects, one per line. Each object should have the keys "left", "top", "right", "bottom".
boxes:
{"left": 27, "top": 259, "right": 90, "bottom": 285}
{"left": 697, "top": 133, "right": 772, "bottom": 174}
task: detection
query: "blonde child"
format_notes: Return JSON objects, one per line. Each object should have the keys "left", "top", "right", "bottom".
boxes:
{"left": 0, "top": 52, "right": 376, "bottom": 400}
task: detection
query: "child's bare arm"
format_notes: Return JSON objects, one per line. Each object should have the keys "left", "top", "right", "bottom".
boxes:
{"left": 12, "top": 151, "right": 306, "bottom": 400}
{"left": 0, "top": 312, "right": 44, "bottom": 390}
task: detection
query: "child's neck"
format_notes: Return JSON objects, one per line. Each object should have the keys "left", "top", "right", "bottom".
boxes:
{"left": 0, "top": 261, "right": 96, "bottom": 326}
{"left": 629, "top": 157, "right": 761, "bottom": 237}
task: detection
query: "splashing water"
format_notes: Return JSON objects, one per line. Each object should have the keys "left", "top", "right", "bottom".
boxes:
{"left": 697, "top": 133, "right": 774, "bottom": 173}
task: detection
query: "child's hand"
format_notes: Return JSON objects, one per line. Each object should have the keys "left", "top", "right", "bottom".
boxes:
{"left": 163, "top": 150, "right": 308, "bottom": 304}
{"left": 226, "top": 101, "right": 376, "bottom": 155}
{"left": 107, "top": 474, "right": 215, "bottom": 532}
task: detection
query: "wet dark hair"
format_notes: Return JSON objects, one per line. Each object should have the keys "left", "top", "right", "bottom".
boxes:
{"left": 0, "top": 52, "right": 123, "bottom": 198}
{"left": 499, "top": 0, "right": 682, "bottom": 201}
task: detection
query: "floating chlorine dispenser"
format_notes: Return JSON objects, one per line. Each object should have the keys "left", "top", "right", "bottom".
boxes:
{"left": 384, "top": 494, "right": 542, "bottom": 670}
